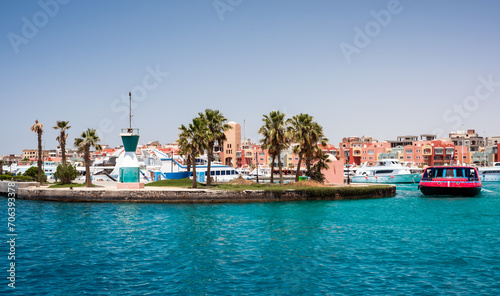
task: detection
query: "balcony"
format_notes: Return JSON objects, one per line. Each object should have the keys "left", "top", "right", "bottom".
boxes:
{"left": 445, "top": 148, "right": 454, "bottom": 155}
{"left": 422, "top": 145, "right": 432, "bottom": 156}
{"left": 353, "top": 147, "right": 362, "bottom": 157}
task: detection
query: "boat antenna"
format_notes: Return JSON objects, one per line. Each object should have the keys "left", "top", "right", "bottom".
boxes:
{"left": 244, "top": 119, "right": 246, "bottom": 142}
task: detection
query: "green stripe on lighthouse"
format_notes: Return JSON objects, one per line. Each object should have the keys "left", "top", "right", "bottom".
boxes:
{"left": 121, "top": 134, "right": 139, "bottom": 152}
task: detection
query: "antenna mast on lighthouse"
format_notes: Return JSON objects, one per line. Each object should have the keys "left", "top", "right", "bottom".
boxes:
{"left": 129, "top": 92, "right": 133, "bottom": 132}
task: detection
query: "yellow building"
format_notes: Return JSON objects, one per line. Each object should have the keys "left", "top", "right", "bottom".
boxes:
{"left": 22, "top": 149, "right": 49, "bottom": 160}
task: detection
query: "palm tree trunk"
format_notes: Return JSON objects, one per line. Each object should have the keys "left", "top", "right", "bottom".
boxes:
{"left": 306, "top": 157, "right": 312, "bottom": 178}
{"left": 270, "top": 154, "right": 275, "bottom": 184}
{"left": 186, "top": 157, "right": 191, "bottom": 172}
{"left": 206, "top": 148, "right": 212, "bottom": 186}
{"left": 61, "top": 139, "right": 66, "bottom": 165}
{"left": 295, "top": 152, "right": 303, "bottom": 182}
{"left": 85, "top": 144, "right": 91, "bottom": 187}
{"left": 191, "top": 154, "right": 197, "bottom": 188}
{"left": 37, "top": 132, "right": 43, "bottom": 183}
{"left": 278, "top": 149, "right": 283, "bottom": 185}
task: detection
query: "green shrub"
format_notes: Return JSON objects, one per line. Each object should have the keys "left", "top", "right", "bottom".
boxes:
{"left": 23, "top": 166, "right": 47, "bottom": 183}
{"left": 0, "top": 174, "right": 35, "bottom": 182}
{"left": 54, "top": 164, "right": 78, "bottom": 184}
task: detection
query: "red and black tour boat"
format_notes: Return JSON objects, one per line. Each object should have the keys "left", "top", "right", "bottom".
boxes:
{"left": 418, "top": 166, "right": 482, "bottom": 197}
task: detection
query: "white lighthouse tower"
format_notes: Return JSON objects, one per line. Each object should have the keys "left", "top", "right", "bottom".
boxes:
{"left": 117, "top": 92, "right": 144, "bottom": 189}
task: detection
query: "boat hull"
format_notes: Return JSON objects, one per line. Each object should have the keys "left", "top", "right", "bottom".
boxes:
{"left": 418, "top": 181, "right": 482, "bottom": 197}
{"left": 419, "top": 185, "right": 482, "bottom": 197}
{"left": 479, "top": 173, "right": 500, "bottom": 182}
{"left": 352, "top": 173, "right": 421, "bottom": 184}
{"left": 162, "top": 172, "right": 192, "bottom": 180}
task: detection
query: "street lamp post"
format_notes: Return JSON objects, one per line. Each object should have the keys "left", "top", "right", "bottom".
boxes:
{"left": 256, "top": 154, "right": 259, "bottom": 184}
{"left": 484, "top": 130, "right": 487, "bottom": 167}
{"left": 344, "top": 149, "right": 350, "bottom": 185}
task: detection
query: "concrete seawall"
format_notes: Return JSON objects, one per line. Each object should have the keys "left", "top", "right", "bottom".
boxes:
{"left": 0, "top": 181, "right": 40, "bottom": 192}
{"left": 1, "top": 181, "right": 396, "bottom": 203}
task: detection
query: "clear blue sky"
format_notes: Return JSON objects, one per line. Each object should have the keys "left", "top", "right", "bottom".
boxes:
{"left": 1, "top": 0, "right": 499, "bottom": 155}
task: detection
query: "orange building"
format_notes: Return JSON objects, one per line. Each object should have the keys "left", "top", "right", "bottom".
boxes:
{"left": 220, "top": 122, "right": 241, "bottom": 168}
{"left": 338, "top": 137, "right": 390, "bottom": 165}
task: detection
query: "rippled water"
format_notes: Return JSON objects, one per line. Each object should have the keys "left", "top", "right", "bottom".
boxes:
{"left": 1, "top": 184, "right": 500, "bottom": 295}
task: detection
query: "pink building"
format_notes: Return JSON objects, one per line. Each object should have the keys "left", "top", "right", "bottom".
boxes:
{"left": 322, "top": 155, "right": 344, "bottom": 184}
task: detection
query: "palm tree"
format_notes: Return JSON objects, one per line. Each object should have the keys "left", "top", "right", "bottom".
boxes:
{"left": 53, "top": 121, "right": 71, "bottom": 165}
{"left": 74, "top": 129, "right": 102, "bottom": 187}
{"left": 289, "top": 114, "right": 328, "bottom": 182}
{"left": 304, "top": 137, "right": 329, "bottom": 177}
{"left": 309, "top": 150, "right": 332, "bottom": 183}
{"left": 258, "top": 111, "right": 290, "bottom": 184}
{"left": 178, "top": 117, "right": 209, "bottom": 188}
{"left": 30, "top": 120, "right": 44, "bottom": 182}
{"left": 199, "top": 109, "right": 231, "bottom": 186}
{"left": 178, "top": 139, "right": 192, "bottom": 173}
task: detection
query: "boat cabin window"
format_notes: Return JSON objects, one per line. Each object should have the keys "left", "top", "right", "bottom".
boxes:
{"left": 469, "top": 169, "right": 478, "bottom": 180}
{"left": 375, "top": 170, "right": 393, "bottom": 174}
{"left": 423, "top": 169, "right": 432, "bottom": 179}
{"left": 483, "top": 170, "right": 500, "bottom": 174}
{"left": 433, "top": 168, "right": 445, "bottom": 178}
{"left": 455, "top": 169, "right": 465, "bottom": 178}
{"left": 445, "top": 169, "right": 455, "bottom": 178}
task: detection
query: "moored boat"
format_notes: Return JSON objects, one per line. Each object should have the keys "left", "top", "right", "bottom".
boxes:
{"left": 477, "top": 162, "right": 500, "bottom": 182}
{"left": 352, "top": 159, "right": 421, "bottom": 184}
{"left": 418, "top": 166, "right": 482, "bottom": 197}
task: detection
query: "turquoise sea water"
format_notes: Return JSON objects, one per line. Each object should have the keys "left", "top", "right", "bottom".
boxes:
{"left": 1, "top": 184, "right": 500, "bottom": 295}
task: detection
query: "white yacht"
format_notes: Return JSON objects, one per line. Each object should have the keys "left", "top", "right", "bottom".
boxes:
{"left": 148, "top": 149, "right": 241, "bottom": 183}
{"left": 352, "top": 159, "right": 422, "bottom": 184}
{"left": 477, "top": 162, "right": 500, "bottom": 182}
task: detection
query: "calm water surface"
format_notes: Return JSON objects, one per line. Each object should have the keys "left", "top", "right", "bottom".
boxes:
{"left": 1, "top": 184, "right": 500, "bottom": 295}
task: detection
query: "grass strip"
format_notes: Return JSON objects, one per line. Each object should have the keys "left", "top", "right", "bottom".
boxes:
{"left": 48, "top": 183, "right": 101, "bottom": 188}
